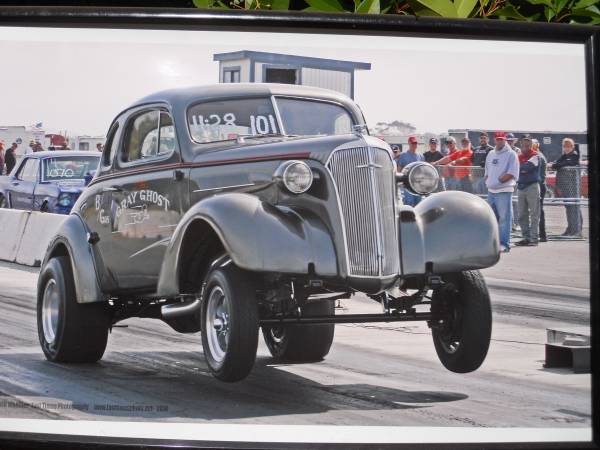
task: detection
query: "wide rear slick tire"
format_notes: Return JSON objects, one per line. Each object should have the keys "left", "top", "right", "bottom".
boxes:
{"left": 431, "top": 270, "right": 492, "bottom": 373}
{"left": 262, "top": 300, "right": 335, "bottom": 362}
{"left": 200, "top": 264, "right": 259, "bottom": 382}
{"left": 37, "top": 256, "right": 109, "bottom": 363}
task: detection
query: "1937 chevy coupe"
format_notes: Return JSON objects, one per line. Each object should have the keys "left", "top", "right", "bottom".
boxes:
{"left": 37, "top": 84, "right": 500, "bottom": 382}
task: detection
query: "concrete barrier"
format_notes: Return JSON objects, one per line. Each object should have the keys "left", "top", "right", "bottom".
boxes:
{"left": 0, "top": 209, "right": 30, "bottom": 263}
{"left": 15, "top": 211, "right": 67, "bottom": 267}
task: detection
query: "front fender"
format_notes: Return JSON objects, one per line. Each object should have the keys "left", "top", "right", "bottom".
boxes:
{"left": 399, "top": 191, "right": 500, "bottom": 276}
{"left": 156, "top": 193, "right": 338, "bottom": 297}
{"left": 40, "top": 214, "right": 107, "bottom": 303}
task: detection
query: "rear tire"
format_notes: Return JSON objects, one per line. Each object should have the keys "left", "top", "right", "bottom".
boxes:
{"left": 0, "top": 194, "right": 8, "bottom": 208}
{"left": 200, "top": 263, "right": 259, "bottom": 382}
{"left": 262, "top": 300, "right": 335, "bottom": 362}
{"left": 37, "top": 256, "right": 109, "bottom": 363}
{"left": 431, "top": 270, "right": 492, "bottom": 373}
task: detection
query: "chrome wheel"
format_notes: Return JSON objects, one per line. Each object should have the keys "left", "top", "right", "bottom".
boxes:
{"left": 42, "top": 279, "right": 60, "bottom": 344}
{"left": 205, "top": 286, "right": 230, "bottom": 365}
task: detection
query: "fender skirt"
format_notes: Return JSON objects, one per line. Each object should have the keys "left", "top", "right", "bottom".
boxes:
{"left": 398, "top": 190, "right": 500, "bottom": 276}
{"left": 156, "top": 193, "right": 338, "bottom": 297}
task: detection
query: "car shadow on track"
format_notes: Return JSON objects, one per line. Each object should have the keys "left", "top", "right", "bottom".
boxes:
{"left": 0, "top": 351, "right": 468, "bottom": 421}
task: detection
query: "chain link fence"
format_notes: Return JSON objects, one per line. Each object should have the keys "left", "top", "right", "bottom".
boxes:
{"left": 399, "top": 165, "right": 588, "bottom": 239}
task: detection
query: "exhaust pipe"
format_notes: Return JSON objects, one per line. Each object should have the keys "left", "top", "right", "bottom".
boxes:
{"left": 161, "top": 298, "right": 201, "bottom": 320}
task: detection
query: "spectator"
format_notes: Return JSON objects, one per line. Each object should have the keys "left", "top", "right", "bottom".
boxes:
{"left": 390, "top": 144, "right": 402, "bottom": 170}
{"left": 471, "top": 132, "right": 494, "bottom": 194}
{"left": 515, "top": 135, "right": 540, "bottom": 246}
{"left": 532, "top": 139, "right": 548, "bottom": 242}
{"left": 96, "top": 143, "right": 103, "bottom": 152}
{"left": 0, "top": 142, "right": 4, "bottom": 176}
{"left": 33, "top": 141, "right": 44, "bottom": 152}
{"left": 506, "top": 133, "right": 521, "bottom": 230}
{"left": 432, "top": 136, "right": 473, "bottom": 192}
{"left": 397, "top": 136, "right": 424, "bottom": 206}
{"left": 424, "top": 137, "right": 443, "bottom": 163}
{"left": 506, "top": 133, "right": 521, "bottom": 155}
{"left": 4, "top": 143, "right": 17, "bottom": 175}
{"left": 548, "top": 137, "right": 582, "bottom": 237}
{"left": 484, "top": 131, "right": 520, "bottom": 253}
{"left": 424, "top": 137, "right": 445, "bottom": 191}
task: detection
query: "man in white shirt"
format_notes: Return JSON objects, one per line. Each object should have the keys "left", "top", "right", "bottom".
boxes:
{"left": 485, "top": 131, "right": 520, "bottom": 253}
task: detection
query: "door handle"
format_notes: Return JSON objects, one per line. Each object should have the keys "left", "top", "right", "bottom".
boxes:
{"left": 11, "top": 181, "right": 19, "bottom": 186}
{"left": 173, "top": 169, "right": 184, "bottom": 181}
{"left": 101, "top": 186, "right": 122, "bottom": 193}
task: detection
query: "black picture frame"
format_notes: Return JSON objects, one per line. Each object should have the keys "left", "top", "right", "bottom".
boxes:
{"left": 0, "top": 6, "right": 598, "bottom": 450}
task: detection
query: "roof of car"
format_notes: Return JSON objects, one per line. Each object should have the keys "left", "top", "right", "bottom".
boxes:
{"left": 24, "top": 151, "right": 101, "bottom": 159}
{"left": 132, "top": 83, "right": 356, "bottom": 108}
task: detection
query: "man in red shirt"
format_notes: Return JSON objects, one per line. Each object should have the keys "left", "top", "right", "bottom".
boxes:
{"left": 433, "top": 136, "right": 473, "bottom": 192}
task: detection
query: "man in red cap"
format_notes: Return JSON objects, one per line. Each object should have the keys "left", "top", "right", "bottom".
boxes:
{"left": 484, "top": 131, "right": 520, "bottom": 252}
{"left": 398, "top": 135, "right": 424, "bottom": 206}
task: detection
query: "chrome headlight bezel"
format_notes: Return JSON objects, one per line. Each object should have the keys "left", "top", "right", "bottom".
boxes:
{"left": 274, "top": 160, "right": 314, "bottom": 194}
{"left": 399, "top": 161, "right": 439, "bottom": 195}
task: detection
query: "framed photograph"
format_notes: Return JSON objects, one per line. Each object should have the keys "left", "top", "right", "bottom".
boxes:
{"left": 0, "top": 6, "right": 597, "bottom": 449}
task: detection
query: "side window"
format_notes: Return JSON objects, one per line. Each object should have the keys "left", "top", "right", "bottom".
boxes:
{"left": 158, "top": 111, "right": 178, "bottom": 154}
{"left": 122, "top": 109, "right": 176, "bottom": 163}
{"left": 124, "top": 110, "right": 159, "bottom": 162}
{"left": 15, "top": 159, "right": 30, "bottom": 180}
{"left": 102, "top": 122, "right": 120, "bottom": 168}
{"left": 21, "top": 159, "right": 39, "bottom": 182}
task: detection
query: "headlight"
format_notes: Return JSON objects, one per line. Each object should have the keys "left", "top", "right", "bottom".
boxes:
{"left": 400, "top": 162, "right": 439, "bottom": 195}
{"left": 275, "top": 160, "right": 313, "bottom": 194}
{"left": 57, "top": 193, "right": 72, "bottom": 207}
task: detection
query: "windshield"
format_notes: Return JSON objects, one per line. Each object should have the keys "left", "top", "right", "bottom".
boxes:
{"left": 43, "top": 156, "right": 100, "bottom": 181}
{"left": 187, "top": 97, "right": 355, "bottom": 144}
{"left": 276, "top": 98, "right": 353, "bottom": 136}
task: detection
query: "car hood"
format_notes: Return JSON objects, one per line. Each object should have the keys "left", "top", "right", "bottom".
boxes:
{"left": 189, "top": 133, "right": 392, "bottom": 166}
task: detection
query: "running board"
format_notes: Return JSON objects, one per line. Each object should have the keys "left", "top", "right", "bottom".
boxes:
{"left": 260, "top": 312, "right": 432, "bottom": 325}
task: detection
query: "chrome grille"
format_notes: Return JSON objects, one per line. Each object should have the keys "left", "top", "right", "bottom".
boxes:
{"left": 327, "top": 146, "right": 399, "bottom": 277}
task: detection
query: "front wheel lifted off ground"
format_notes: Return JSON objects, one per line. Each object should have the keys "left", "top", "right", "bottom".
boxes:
{"left": 431, "top": 270, "right": 492, "bottom": 373}
{"left": 37, "top": 256, "right": 110, "bottom": 363}
{"left": 200, "top": 263, "right": 259, "bottom": 382}
{"left": 262, "top": 300, "right": 335, "bottom": 362}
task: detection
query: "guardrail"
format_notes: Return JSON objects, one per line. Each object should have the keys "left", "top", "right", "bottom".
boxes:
{"left": 0, "top": 209, "right": 66, "bottom": 266}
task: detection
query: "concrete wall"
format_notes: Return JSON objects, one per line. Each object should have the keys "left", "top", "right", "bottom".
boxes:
{"left": 0, "top": 210, "right": 67, "bottom": 267}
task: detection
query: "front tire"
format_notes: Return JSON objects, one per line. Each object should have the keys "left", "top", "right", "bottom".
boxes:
{"left": 200, "top": 263, "right": 259, "bottom": 382}
{"left": 37, "top": 256, "right": 109, "bottom": 363}
{"left": 262, "top": 300, "right": 335, "bottom": 362}
{"left": 431, "top": 270, "right": 492, "bottom": 373}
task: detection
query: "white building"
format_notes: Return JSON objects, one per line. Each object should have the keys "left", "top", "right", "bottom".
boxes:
{"left": 0, "top": 125, "right": 45, "bottom": 157}
{"left": 67, "top": 135, "right": 105, "bottom": 152}
{"left": 213, "top": 50, "right": 371, "bottom": 99}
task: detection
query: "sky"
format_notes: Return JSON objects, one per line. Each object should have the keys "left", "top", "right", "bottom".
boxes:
{"left": 0, "top": 26, "right": 587, "bottom": 137}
